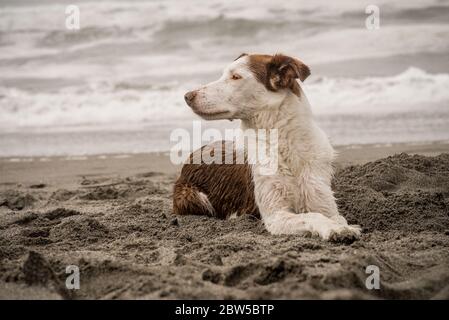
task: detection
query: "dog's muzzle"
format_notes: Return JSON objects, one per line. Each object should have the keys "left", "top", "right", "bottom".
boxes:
{"left": 184, "top": 91, "right": 197, "bottom": 107}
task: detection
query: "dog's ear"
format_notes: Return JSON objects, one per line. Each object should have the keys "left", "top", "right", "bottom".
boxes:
{"left": 266, "top": 54, "right": 310, "bottom": 94}
{"left": 234, "top": 53, "right": 248, "bottom": 61}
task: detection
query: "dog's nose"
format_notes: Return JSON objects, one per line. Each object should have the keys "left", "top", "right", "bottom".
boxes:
{"left": 184, "top": 91, "right": 197, "bottom": 106}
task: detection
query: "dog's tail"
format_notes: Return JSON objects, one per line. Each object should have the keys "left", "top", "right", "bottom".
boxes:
{"left": 173, "top": 183, "right": 215, "bottom": 217}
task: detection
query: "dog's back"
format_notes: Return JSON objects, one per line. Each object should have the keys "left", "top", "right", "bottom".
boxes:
{"left": 173, "top": 140, "right": 260, "bottom": 219}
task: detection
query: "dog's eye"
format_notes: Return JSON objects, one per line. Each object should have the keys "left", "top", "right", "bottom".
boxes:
{"left": 231, "top": 74, "right": 242, "bottom": 80}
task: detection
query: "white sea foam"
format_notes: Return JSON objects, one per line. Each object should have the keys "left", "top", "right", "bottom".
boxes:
{"left": 1, "top": 0, "right": 448, "bottom": 63}
{"left": 308, "top": 67, "right": 449, "bottom": 115}
{"left": 0, "top": 84, "right": 191, "bottom": 131}
{"left": 0, "top": 67, "right": 447, "bottom": 132}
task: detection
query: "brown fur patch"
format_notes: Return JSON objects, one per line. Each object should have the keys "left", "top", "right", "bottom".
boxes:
{"left": 173, "top": 141, "right": 259, "bottom": 219}
{"left": 173, "top": 183, "right": 213, "bottom": 217}
{"left": 248, "top": 53, "right": 310, "bottom": 96}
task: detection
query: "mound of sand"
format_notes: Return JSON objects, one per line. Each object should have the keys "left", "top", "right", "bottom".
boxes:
{"left": 0, "top": 153, "right": 448, "bottom": 299}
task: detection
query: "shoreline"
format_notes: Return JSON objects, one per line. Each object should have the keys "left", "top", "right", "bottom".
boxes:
{"left": 2, "top": 140, "right": 448, "bottom": 160}
{"left": 1, "top": 140, "right": 448, "bottom": 206}
{"left": 1, "top": 140, "right": 448, "bottom": 185}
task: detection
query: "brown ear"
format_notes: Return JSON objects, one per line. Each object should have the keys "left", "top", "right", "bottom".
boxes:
{"left": 266, "top": 54, "right": 310, "bottom": 95}
{"left": 234, "top": 53, "right": 248, "bottom": 61}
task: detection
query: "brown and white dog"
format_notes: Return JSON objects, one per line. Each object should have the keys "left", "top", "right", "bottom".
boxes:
{"left": 173, "top": 53, "right": 361, "bottom": 242}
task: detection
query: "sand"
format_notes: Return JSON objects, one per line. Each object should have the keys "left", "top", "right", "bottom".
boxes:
{"left": 0, "top": 142, "right": 448, "bottom": 299}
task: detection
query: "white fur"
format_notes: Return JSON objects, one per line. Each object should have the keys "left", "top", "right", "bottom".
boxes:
{"left": 198, "top": 191, "right": 215, "bottom": 216}
{"left": 188, "top": 55, "right": 361, "bottom": 241}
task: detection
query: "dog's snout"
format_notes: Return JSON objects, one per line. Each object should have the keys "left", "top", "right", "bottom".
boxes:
{"left": 184, "top": 91, "right": 197, "bottom": 106}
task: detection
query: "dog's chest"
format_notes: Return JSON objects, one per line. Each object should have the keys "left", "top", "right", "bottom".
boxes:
{"left": 276, "top": 157, "right": 296, "bottom": 177}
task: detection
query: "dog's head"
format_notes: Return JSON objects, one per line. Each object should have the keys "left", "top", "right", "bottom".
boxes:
{"left": 184, "top": 53, "right": 310, "bottom": 120}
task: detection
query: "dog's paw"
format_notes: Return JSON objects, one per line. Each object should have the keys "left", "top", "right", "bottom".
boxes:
{"left": 328, "top": 224, "right": 361, "bottom": 244}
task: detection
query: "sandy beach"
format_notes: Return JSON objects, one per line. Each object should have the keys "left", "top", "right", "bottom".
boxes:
{"left": 0, "top": 142, "right": 448, "bottom": 299}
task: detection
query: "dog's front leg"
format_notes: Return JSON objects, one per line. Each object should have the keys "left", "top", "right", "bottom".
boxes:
{"left": 254, "top": 176, "right": 360, "bottom": 242}
{"left": 263, "top": 210, "right": 359, "bottom": 242}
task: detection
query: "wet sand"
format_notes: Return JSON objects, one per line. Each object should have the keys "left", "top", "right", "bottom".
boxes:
{"left": 0, "top": 142, "right": 448, "bottom": 299}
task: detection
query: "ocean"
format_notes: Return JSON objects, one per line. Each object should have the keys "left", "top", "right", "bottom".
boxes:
{"left": 0, "top": 0, "right": 449, "bottom": 156}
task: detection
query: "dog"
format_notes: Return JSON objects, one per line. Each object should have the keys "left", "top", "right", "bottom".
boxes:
{"left": 173, "top": 53, "right": 361, "bottom": 242}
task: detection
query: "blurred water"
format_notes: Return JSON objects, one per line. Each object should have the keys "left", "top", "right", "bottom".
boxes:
{"left": 0, "top": 0, "right": 449, "bottom": 156}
